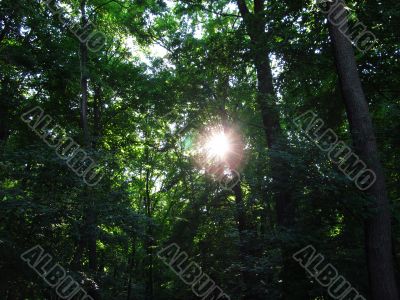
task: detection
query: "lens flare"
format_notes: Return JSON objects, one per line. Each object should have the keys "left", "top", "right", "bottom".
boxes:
{"left": 205, "top": 131, "right": 231, "bottom": 160}
{"left": 194, "top": 125, "right": 244, "bottom": 178}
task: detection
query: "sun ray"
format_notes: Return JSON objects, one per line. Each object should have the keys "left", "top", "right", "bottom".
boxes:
{"left": 205, "top": 131, "right": 231, "bottom": 160}
{"left": 194, "top": 125, "right": 244, "bottom": 179}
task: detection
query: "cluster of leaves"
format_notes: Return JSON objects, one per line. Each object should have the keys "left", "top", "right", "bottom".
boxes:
{"left": 0, "top": 0, "right": 399, "bottom": 299}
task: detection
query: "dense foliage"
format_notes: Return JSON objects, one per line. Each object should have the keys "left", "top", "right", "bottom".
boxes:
{"left": 1, "top": 0, "right": 399, "bottom": 299}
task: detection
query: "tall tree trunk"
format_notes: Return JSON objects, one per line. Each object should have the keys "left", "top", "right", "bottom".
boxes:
{"left": 144, "top": 147, "right": 154, "bottom": 300}
{"left": 78, "top": 0, "right": 98, "bottom": 283}
{"left": 236, "top": 2, "right": 308, "bottom": 299}
{"left": 0, "top": 76, "right": 10, "bottom": 143}
{"left": 80, "top": 0, "right": 90, "bottom": 147}
{"left": 327, "top": 2, "right": 399, "bottom": 299}
{"left": 236, "top": 0, "right": 293, "bottom": 230}
{"left": 254, "top": 54, "right": 293, "bottom": 229}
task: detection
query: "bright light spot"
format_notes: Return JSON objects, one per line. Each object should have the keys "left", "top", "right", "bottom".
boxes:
{"left": 194, "top": 125, "right": 244, "bottom": 178}
{"left": 205, "top": 131, "right": 231, "bottom": 160}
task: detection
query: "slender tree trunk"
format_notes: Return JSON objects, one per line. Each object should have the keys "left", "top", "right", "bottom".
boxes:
{"left": 127, "top": 236, "right": 137, "bottom": 300}
{"left": 93, "top": 86, "right": 102, "bottom": 149}
{"left": 217, "top": 77, "right": 261, "bottom": 299}
{"left": 80, "top": 0, "right": 90, "bottom": 147}
{"left": 0, "top": 76, "right": 10, "bottom": 143}
{"left": 232, "top": 183, "right": 257, "bottom": 300}
{"left": 72, "top": 232, "right": 85, "bottom": 268}
{"left": 77, "top": 1, "right": 98, "bottom": 285}
{"left": 144, "top": 148, "right": 154, "bottom": 300}
{"left": 87, "top": 205, "right": 97, "bottom": 272}
{"left": 327, "top": 2, "right": 399, "bottom": 299}
{"left": 0, "top": 20, "right": 11, "bottom": 43}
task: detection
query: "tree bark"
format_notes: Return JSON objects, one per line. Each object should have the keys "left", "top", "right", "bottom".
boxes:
{"left": 232, "top": 183, "right": 258, "bottom": 300}
{"left": 0, "top": 76, "right": 10, "bottom": 143}
{"left": 77, "top": 0, "right": 98, "bottom": 284}
{"left": 87, "top": 205, "right": 98, "bottom": 272}
{"left": 127, "top": 236, "right": 137, "bottom": 300}
{"left": 144, "top": 150, "right": 154, "bottom": 300}
{"left": 236, "top": 2, "right": 308, "bottom": 299}
{"left": 93, "top": 86, "right": 102, "bottom": 148}
{"left": 327, "top": 1, "right": 399, "bottom": 299}
{"left": 236, "top": 0, "right": 293, "bottom": 230}
{"left": 80, "top": 0, "right": 90, "bottom": 147}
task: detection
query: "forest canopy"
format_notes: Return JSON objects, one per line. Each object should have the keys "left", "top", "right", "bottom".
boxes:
{"left": 0, "top": 0, "right": 399, "bottom": 299}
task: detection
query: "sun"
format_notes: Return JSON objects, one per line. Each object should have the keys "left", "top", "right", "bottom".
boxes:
{"left": 205, "top": 131, "right": 231, "bottom": 160}
{"left": 194, "top": 125, "right": 244, "bottom": 176}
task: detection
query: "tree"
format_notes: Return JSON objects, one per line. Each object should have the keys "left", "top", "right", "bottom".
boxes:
{"left": 325, "top": 1, "right": 399, "bottom": 299}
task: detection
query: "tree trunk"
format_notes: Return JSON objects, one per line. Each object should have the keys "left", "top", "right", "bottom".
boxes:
{"left": 254, "top": 55, "right": 293, "bottom": 229}
{"left": 77, "top": 0, "right": 98, "bottom": 283}
{"left": 327, "top": 1, "right": 399, "bottom": 299}
{"left": 236, "top": 2, "right": 308, "bottom": 299}
{"left": 87, "top": 205, "right": 97, "bottom": 272}
{"left": 236, "top": 0, "right": 293, "bottom": 231}
{"left": 72, "top": 231, "right": 85, "bottom": 268}
{"left": 217, "top": 77, "right": 261, "bottom": 299}
{"left": 0, "top": 76, "right": 10, "bottom": 143}
{"left": 93, "top": 85, "right": 102, "bottom": 149}
{"left": 80, "top": 0, "right": 90, "bottom": 147}
{"left": 233, "top": 183, "right": 258, "bottom": 300}
{"left": 144, "top": 150, "right": 154, "bottom": 300}
{"left": 127, "top": 236, "right": 137, "bottom": 300}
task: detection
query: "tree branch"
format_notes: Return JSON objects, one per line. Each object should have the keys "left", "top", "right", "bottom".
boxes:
{"left": 236, "top": 0, "right": 251, "bottom": 18}
{"left": 90, "top": 0, "right": 130, "bottom": 17}
{"left": 182, "top": 0, "right": 240, "bottom": 18}
{"left": 254, "top": 0, "right": 264, "bottom": 13}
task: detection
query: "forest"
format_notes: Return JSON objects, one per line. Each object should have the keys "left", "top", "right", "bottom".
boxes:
{"left": 0, "top": 0, "right": 399, "bottom": 299}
